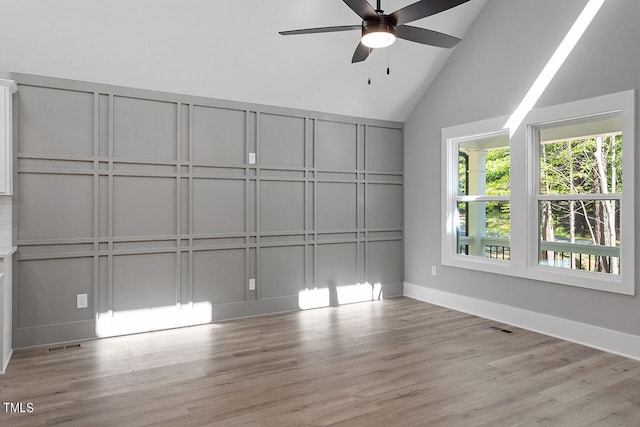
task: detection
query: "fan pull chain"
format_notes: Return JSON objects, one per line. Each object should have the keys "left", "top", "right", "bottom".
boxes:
{"left": 387, "top": 48, "right": 390, "bottom": 75}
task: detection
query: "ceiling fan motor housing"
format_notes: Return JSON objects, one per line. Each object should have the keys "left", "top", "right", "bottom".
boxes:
{"left": 362, "top": 15, "right": 396, "bottom": 38}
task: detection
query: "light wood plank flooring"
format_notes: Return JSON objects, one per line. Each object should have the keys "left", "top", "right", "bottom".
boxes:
{"left": 2, "top": 297, "right": 640, "bottom": 426}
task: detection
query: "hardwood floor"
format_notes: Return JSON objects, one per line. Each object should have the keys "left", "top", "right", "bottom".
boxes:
{"left": 2, "top": 297, "right": 640, "bottom": 426}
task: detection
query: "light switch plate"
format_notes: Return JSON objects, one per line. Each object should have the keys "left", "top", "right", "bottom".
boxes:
{"left": 249, "top": 278, "right": 256, "bottom": 291}
{"left": 248, "top": 152, "right": 256, "bottom": 164}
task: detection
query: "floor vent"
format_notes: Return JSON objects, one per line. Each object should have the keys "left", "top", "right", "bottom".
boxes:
{"left": 489, "top": 326, "right": 514, "bottom": 334}
{"left": 48, "top": 343, "right": 84, "bottom": 353}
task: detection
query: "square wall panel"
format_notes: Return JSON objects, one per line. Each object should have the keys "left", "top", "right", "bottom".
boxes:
{"left": 193, "top": 106, "right": 245, "bottom": 165}
{"left": 113, "top": 176, "right": 177, "bottom": 237}
{"left": 366, "top": 240, "right": 403, "bottom": 284}
{"left": 113, "top": 96, "right": 177, "bottom": 161}
{"left": 260, "top": 181, "right": 304, "bottom": 232}
{"left": 193, "top": 179, "right": 245, "bottom": 234}
{"left": 259, "top": 114, "right": 305, "bottom": 168}
{"left": 366, "top": 126, "right": 402, "bottom": 172}
{"left": 317, "top": 182, "right": 356, "bottom": 230}
{"left": 18, "top": 86, "right": 94, "bottom": 157}
{"left": 260, "top": 246, "right": 304, "bottom": 298}
{"left": 193, "top": 249, "right": 245, "bottom": 304}
{"left": 18, "top": 173, "right": 93, "bottom": 240}
{"left": 367, "top": 184, "right": 403, "bottom": 229}
{"left": 316, "top": 243, "right": 357, "bottom": 287}
{"left": 113, "top": 253, "right": 176, "bottom": 311}
{"left": 316, "top": 120, "right": 357, "bottom": 171}
{"left": 17, "top": 257, "right": 94, "bottom": 328}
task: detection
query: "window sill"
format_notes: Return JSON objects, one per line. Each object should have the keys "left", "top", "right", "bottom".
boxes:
{"left": 442, "top": 255, "right": 633, "bottom": 296}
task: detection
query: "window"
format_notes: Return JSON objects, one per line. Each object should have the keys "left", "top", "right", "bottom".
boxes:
{"left": 442, "top": 116, "right": 513, "bottom": 273}
{"left": 456, "top": 132, "right": 510, "bottom": 260}
{"left": 442, "top": 90, "right": 634, "bottom": 295}
{"left": 535, "top": 114, "right": 622, "bottom": 275}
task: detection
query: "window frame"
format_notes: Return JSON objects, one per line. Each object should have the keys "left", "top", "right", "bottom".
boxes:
{"left": 442, "top": 90, "right": 635, "bottom": 295}
{"left": 441, "top": 116, "right": 512, "bottom": 275}
{"left": 523, "top": 90, "right": 635, "bottom": 294}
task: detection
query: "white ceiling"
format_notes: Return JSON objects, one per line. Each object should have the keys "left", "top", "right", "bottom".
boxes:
{"left": 0, "top": 0, "right": 487, "bottom": 122}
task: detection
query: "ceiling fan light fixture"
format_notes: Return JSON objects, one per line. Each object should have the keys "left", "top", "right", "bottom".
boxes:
{"left": 279, "top": 0, "right": 471, "bottom": 63}
{"left": 361, "top": 22, "right": 396, "bottom": 49}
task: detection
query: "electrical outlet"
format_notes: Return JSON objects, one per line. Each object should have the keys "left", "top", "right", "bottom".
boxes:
{"left": 248, "top": 152, "right": 256, "bottom": 164}
{"left": 431, "top": 266, "right": 437, "bottom": 276}
{"left": 249, "top": 278, "right": 256, "bottom": 291}
{"left": 76, "top": 293, "right": 88, "bottom": 309}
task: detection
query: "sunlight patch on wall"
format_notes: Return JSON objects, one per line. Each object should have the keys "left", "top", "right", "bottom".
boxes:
{"left": 95, "top": 302, "right": 213, "bottom": 337}
{"left": 298, "top": 287, "right": 331, "bottom": 310}
{"left": 298, "top": 283, "right": 383, "bottom": 310}
{"left": 337, "top": 283, "right": 383, "bottom": 305}
{"left": 503, "top": 0, "right": 606, "bottom": 136}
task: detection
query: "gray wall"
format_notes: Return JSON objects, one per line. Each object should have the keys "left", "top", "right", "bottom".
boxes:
{"left": 12, "top": 74, "right": 403, "bottom": 348}
{"left": 405, "top": 0, "right": 640, "bottom": 336}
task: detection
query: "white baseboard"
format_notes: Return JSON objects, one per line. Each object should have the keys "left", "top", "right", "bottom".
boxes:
{"left": 404, "top": 282, "right": 640, "bottom": 361}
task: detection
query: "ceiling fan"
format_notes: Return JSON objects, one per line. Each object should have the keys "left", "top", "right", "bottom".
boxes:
{"left": 279, "top": 0, "right": 471, "bottom": 63}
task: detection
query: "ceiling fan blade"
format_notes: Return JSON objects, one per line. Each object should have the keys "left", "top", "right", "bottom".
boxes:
{"left": 279, "top": 25, "right": 361, "bottom": 36}
{"left": 351, "top": 41, "right": 372, "bottom": 63}
{"left": 343, "top": 0, "right": 379, "bottom": 21}
{"left": 395, "top": 25, "right": 461, "bottom": 48}
{"left": 390, "top": 0, "right": 471, "bottom": 26}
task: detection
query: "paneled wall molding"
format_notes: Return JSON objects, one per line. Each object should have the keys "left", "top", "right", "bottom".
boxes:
{"left": 12, "top": 73, "right": 404, "bottom": 348}
{"left": 10, "top": 73, "right": 400, "bottom": 129}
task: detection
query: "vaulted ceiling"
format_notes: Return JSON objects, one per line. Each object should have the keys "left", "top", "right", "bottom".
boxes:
{"left": 0, "top": 0, "right": 487, "bottom": 121}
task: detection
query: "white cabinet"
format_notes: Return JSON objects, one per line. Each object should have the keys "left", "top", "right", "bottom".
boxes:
{"left": 0, "top": 79, "right": 16, "bottom": 196}
{"left": 0, "top": 80, "right": 15, "bottom": 372}
{"left": 0, "top": 248, "right": 16, "bottom": 374}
